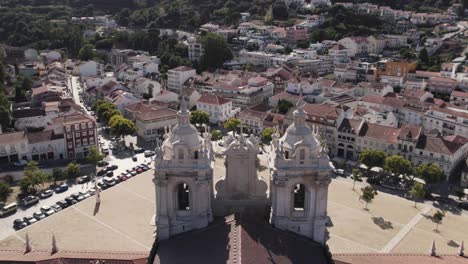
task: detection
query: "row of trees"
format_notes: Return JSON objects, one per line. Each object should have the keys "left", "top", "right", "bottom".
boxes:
{"left": 94, "top": 100, "right": 136, "bottom": 139}
{"left": 358, "top": 149, "right": 444, "bottom": 185}
{"left": 19, "top": 160, "right": 80, "bottom": 193}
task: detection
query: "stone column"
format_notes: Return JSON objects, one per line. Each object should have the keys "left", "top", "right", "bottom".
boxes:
{"left": 313, "top": 178, "right": 330, "bottom": 244}
{"left": 154, "top": 175, "right": 170, "bottom": 240}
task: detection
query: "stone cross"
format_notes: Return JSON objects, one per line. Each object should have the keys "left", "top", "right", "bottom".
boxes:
{"left": 51, "top": 234, "right": 58, "bottom": 254}
{"left": 25, "top": 233, "right": 31, "bottom": 253}
{"left": 430, "top": 240, "right": 436, "bottom": 256}
{"left": 459, "top": 240, "right": 465, "bottom": 256}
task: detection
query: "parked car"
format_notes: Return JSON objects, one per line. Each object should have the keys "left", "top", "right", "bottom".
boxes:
{"left": 13, "top": 219, "right": 27, "bottom": 230}
{"left": 130, "top": 170, "right": 137, "bottom": 177}
{"left": 54, "top": 184, "right": 69, "bottom": 193}
{"left": 88, "top": 187, "right": 101, "bottom": 196}
{"left": 136, "top": 168, "right": 143, "bottom": 174}
{"left": 40, "top": 206, "right": 55, "bottom": 216}
{"left": 23, "top": 216, "right": 37, "bottom": 225}
{"left": 65, "top": 197, "right": 77, "bottom": 205}
{"left": 75, "top": 195, "right": 85, "bottom": 202}
{"left": 0, "top": 202, "right": 18, "bottom": 217}
{"left": 333, "top": 169, "right": 345, "bottom": 176}
{"left": 104, "top": 178, "right": 116, "bottom": 187}
{"left": 97, "top": 169, "right": 106, "bottom": 176}
{"left": 51, "top": 204, "right": 62, "bottom": 213}
{"left": 102, "top": 148, "right": 109, "bottom": 155}
{"left": 77, "top": 175, "right": 90, "bottom": 184}
{"left": 97, "top": 181, "right": 109, "bottom": 190}
{"left": 56, "top": 200, "right": 69, "bottom": 209}
{"left": 132, "top": 156, "right": 137, "bottom": 162}
{"left": 22, "top": 196, "right": 39, "bottom": 207}
{"left": 117, "top": 175, "right": 128, "bottom": 182}
{"left": 13, "top": 160, "right": 28, "bottom": 167}
{"left": 79, "top": 191, "right": 91, "bottom": 199}
{"left": 33, "top": 211, "right": 46, "bottom": 221}
{"left": 458, "top": 201, "right": 468, "bottom": 210}
{"left": 106, "top": 165, "right": 118, "bottom": 171}
{"left": 144, "top": 150, "right": 155, "bottom": 157}
{"left": 133, "top": 148, "right": 144, "bottom": 154}
{"left": 39, "top": 189, "right": 54, "bottom": 199}
{"left": 97, "top": 161, "right": 109, "bottom": 167}
{"left": 106, "top": 171, "right": 114, "bottom": 177}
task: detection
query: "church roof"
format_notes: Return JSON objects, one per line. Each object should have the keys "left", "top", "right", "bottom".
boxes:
{"left": 153, "top": 215, "right": 331, "bottom": 264}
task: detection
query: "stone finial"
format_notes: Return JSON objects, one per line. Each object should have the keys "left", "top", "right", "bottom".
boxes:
{"left": 51, "top": 234, "right": 58, "bottom": 254}
{"left": 430, "top": 240, "right": 436, "bottom": 256}
{"left": 459, "top": 241, "right": 464, "bottom": 256}
{"left": 25, "top": 233, "right": 32, "bottom": 253}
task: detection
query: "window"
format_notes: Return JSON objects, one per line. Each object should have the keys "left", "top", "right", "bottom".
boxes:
{"left": 75, "top": 133, "right": 80, "bottom": 137}
{"left": 299, "top": 149, "right": 305, "bottom": 160}
{"left": 82, "top": 131, "right": 87, "bottom": 136}
{"left": 74, "top": 124, "right": 79, "bottom": 130}
{"left": 284, "top": 151, "right": 289, "bottom": 159}
{"left": 80, "top": 123, "right": 86, "bottom": 130}
{"left": 90, "top": 137, "right": 95, "bottom": 144}
{"left": 67, "top": 134, "right": 72, "bottom": 139}
{"left": 177, "top": 183, "right": 190, "bottom": 210}
{"left": 76, "top": 140, "right": 81, "bottom": 147}
{"left": 194, "top": 151, "right": 199, "bottom": 159}
{"left": 89, "top": 130, "right": 94, "bottom": 135}
{"left": 178, "top": 150, "right": 184, "bottom": 160}
{"left": 146, "top": 129, "right": 151, "bottom": 135}
{"left": 66, "top": 125, "right": 71, "bottom": 132}
{"left": 68, "top": 142, "right": 73, "bottom": 148}
{"left": 83, "top": 138, "right": 88, "bottom": 145}
{"left": 88, "top": 122, "right": 93, "bottom": 128}
{"left": 293, "top": 184, "right": 305, "bottom": 211}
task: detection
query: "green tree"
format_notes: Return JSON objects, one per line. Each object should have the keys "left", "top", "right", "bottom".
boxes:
{"left": 351, "top": 168, "right": 361, "bottom": 190}
{"left": 86, "top": 146, "right": 104, "bottom": 167}
{"left": 211, "top": 130, "right": 222, "bottom": 141}
{"left": 419, "top": 48, "right": 430, "bottom": 65}
{"left": 385, "top": 155, "right": 413, "bottom": 179}
{"left": 190, "top": 110, "right": 210, "bottom": 126}
{"left": 0, "top": 181, "right": 12, "bottom": 202}
{"left": 20, "top": 161, "right": 47, "bottom": 193}
{"left": 78, "top": 43, "right": 95, "bottom": 61}
{"left": 101, "top": 109, "right": 122, "bottom": 126}
{"left": 109, "top": 115, "right": 137, "bottom": 138}
{"left": 432, "top": 210, "right": 445, "bottom": 231}
{"left": 359, "top": 149, "right": 387, "bottom": 169}
{"left": 51, "top": 168, "right": 65, "bottom": 184}
{"left": 66, "top": 161, "right": 80, "bottom": 179}
{"left": 278, "top": 100, "right": 293, "bottom": 114}
{"left": 409, "top": 182, "right": 425, "bottom": 208}
{"left": 224, "top": 118, "right": 241, "bottom": 132}
{"left": 201, "top": 33, "right": 233, "bottom": 69}
{"left": 360, "top": 185, "right": 378, "bottom": 210}
{"left": 416, "top": 163, "right": 444, "bottom": 185}
{"left": 261, "top": 127, "right": 274, "bottom": 142}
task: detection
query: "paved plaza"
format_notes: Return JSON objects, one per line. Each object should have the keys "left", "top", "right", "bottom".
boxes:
{"left": 0, "top": 159, "right": 467, "bottom": 255}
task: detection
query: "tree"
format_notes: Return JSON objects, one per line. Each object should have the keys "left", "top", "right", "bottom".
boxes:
{"left": 432, "top": 210, "right": 445, "bottom": 231}
{"left": 359, "top": 149, "right": 387, "bottom": 169}
{"left": 360, "top": 186, "right": 378, "bottom": 209}
{"left": 384, "top": 155, "right": 413, "bottom": 178}
{"left": 101, "top": 109, "right": 122, "bottom": 126}
{"left": 86, "top": 146, "right": 104, "bottom": 167}
{"left": 51, "top": 168, "right": 65, "bottom": 184}
{"left": 190, "top": 110, "right": 210, "bottom": 126}
{"left": 20, "top": 161, "right": 47, "bottom": 193}
{"left": 272, "top": 2, "right": 289, "bottom": 20}
{"left": 0, "top": 181, "right": 12, "bottom": 202}
{"left": 351, "top": 168, "right": 361, "bottom": 190}
{"left": 78, "top": 43, "right": 95, "bottom": 61}
{"left": 201, "top": 33, "right": 233, "bottom": 69}
{"left": 224, "top": 118, "right": 241, "bottom": 132}
{"left": 278, "top": 100, "right": 293, "bottom": 114}
{"left": 211, "top": 130, "right": 222, "bottom": 141}
{"left": 419, "top": 48, "right": 430, "bottom": 65}
{"left": 409, "top": 182, "right": 425, "bottom": 208}
{"left": 416, "top": 163, "right": 444, "bottom": 185}
{"left": 109, "top": 115, "right": 137, "bottom": 138}
{"left": 261, "top": 127, "right": 274, "bottom": 142}
{"left": 66, "top": 162, "right": 80, "bottom": 179}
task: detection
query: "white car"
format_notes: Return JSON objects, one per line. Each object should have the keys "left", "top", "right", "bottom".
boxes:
{"left": 40, "top": 206, "right": 55, "bottom": 216}
{"left": 13, "top": 160, "right": 28, "bottom": 167}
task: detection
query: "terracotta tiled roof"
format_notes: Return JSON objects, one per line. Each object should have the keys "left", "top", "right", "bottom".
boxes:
{"left": 401, "top": 89, "right": 428, "bottom": 98}
{"left": 239, "top": 109, "right": 268, "bottom": 120}
{"left": 28, "top": 130, "right": 63, "bottom": 144}
{"left": 302, "top": 103, "right": 341, "bottom": 120}
{"left": 170, "top": 66, "right": 194, "bottom": 72}
{"left": 338, "top": 118, "right": 361, "bottom": 134}
{"left": 398, "top": 124, "right": 421, "bottom": 141}
{"left": 361, "top": 96, "right": 385, "bottom": 105}
{"left": 154, "top": 215, "right": 330, "bottom": 264}
{"left": 0, "top": 131, "right": 26, "bottom": 144}
{"left": 197, "top": 94, "right": 231, "bottom": 105}
{"left": 416, "top": 134, "right": 467, "bottom": 155}
{"left": 358, "top": 123, "right": 400, "bottom": 143}
{"left": 333, "top": 253, "right": 467, "bottom": 264}
{"left": 0, "top": 248, "right": 148, "bottom": 263}
{"left": 451, "top": 90, "right": 468, "bottom": 98}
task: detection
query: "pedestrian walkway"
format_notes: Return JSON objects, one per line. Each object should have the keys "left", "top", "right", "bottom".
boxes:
{"left": 380, "top": 205, "right": 432, "bottom": 253}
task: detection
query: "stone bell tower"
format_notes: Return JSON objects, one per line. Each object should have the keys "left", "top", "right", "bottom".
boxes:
{"left": 153, "top": 91, "right": 214, "bottom": 240}
{"left": 269, "top": 103, "right": 331, "bottom": 244}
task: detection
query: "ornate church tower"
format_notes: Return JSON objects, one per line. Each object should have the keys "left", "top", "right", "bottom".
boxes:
{"left": 153, "top": 92, "right": 213, "bottom": 240}
{"left": 269, "top": 103, "right": 331, "bottom": 244}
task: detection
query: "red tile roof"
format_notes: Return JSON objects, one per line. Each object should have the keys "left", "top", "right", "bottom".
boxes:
{"left": 197, "top": 94, "right": 231, "bottom": 105}
{"left": 334, "top": 253, "right": 467, "bottom": 264}
{"left": 358, "top": 123, "right": 400, "bottom": 143}
{"left": 170, "top": 66, "right": 194, "bottom": 72}
{"left": 416, "top": 134, "right": 467, "bottom": 155}
{"left": 451, "top": 90, "right": 468, "bottom": 99}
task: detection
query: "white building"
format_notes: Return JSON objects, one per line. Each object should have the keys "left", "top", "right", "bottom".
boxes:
{"left": 196, "top": 94, "right": 240, "bottom": 124}
{"left": 75, "top": 60, "right": 102, "bottom": 77}
{"left": 167, "top": 66, "right": 196, "bottom": 91}
{"left": 188, "top": 40, "right": 205, "bottom": 62}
